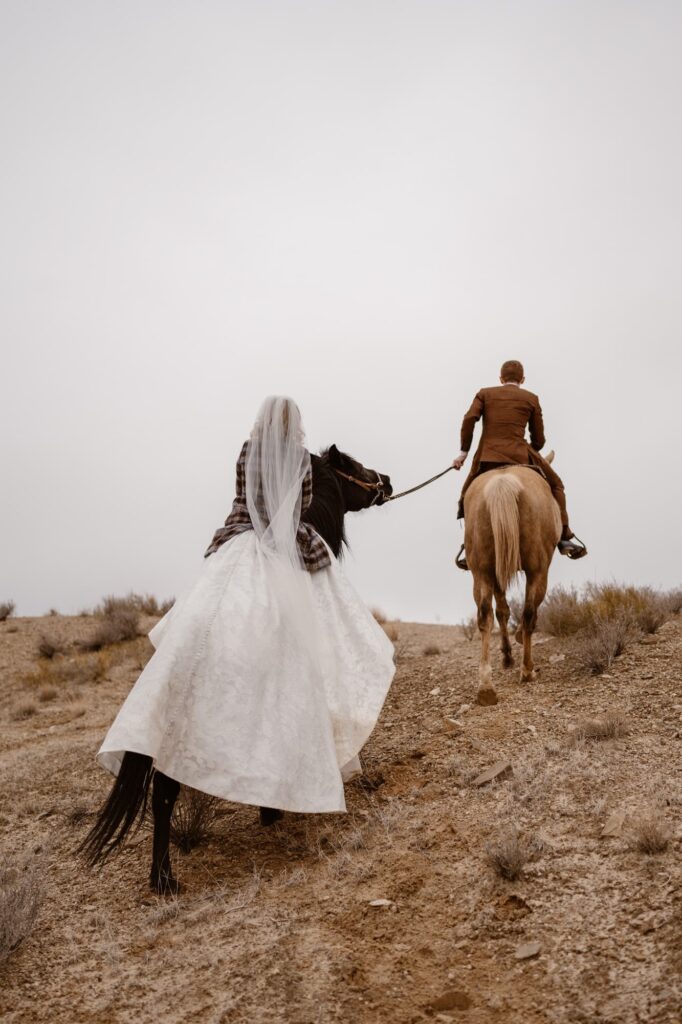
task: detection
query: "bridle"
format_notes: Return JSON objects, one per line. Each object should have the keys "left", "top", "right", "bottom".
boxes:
{"left": 332, "top": 468, "right": 387, "bottom": 506}
{"left": 334, "top": 463, "right": 456, "bottom": 505}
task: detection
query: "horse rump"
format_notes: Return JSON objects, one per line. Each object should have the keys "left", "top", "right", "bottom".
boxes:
{"left": 79, "top": 751, "right": 154, "bottom": 865}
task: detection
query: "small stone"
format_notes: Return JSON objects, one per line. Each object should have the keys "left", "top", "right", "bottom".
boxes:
{"left": 601, "top": 811, "right": 626, "bottom": 838}
{"left": 368, "top": 898, "right": 393, "bottom": 907}
{"left": 472, "top": 760, "right": 513, "bottom": 787}
{"left": 430, "top": 687, "right": 441, "bottom": 696}
{"left": 458, "top": 703, "right": 472, "bottom": 715}
{"left": 515, "top": 941, "right": 541, "bottom": 960}
{"left": 525, "top": 724, "right": 537, "bottom": 735}
{"left": 443, "top": 717, "right": 464, "bottom": 734}
{"left": 429, "top": 989, "right": 472, "bottom": 1011}
{"left": 549, "top": 654, "right": 565, "bottom": 664}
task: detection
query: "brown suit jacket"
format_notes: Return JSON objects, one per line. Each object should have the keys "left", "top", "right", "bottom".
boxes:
{"left": 460, "top": 384, "right": 546, "bottom": 474}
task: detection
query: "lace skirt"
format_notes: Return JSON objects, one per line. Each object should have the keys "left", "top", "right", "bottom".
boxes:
{"left": 97, "top": 532, "right": 395, "bottom": 812}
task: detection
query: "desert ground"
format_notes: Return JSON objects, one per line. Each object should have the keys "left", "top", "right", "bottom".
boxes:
{"left": 1, "top": 606, "right": 681, "bottom": 1024}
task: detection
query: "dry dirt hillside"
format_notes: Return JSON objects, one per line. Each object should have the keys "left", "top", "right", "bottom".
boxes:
{"left": 1, "top": 611, "right": 681, "bottom": 1024}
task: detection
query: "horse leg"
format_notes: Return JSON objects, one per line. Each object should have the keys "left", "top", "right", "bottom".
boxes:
{"left": 260, "top": 807, "right": 283, "bottom": 826}
{"left": 494, "top": 586, "right": 514, "bottom": 669}
{"left": 475, "top": 576, "right": 498, "bottom": 705}
{"left": 150, "top": 771, "right": 181, "bottom": 895}
{"left": 519, "top": 572, "right": 547, "bottom": 683}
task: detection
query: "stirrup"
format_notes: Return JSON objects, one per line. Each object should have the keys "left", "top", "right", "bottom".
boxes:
{"left": 455, "top": 544, "right": 469, "bottom": 571}
{"left": 558, "top": 534, "right": 588, "bottom": 560}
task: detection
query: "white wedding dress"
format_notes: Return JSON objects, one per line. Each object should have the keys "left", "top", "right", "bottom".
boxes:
{"left": 97, "top": 531, "right": 395, "bottom": 813}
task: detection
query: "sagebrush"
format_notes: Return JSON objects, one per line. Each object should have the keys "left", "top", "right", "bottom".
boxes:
{"left": 169, "top": 788, "right": 220, "bottom": 853}
{"left": 0, "top": 601, "right": 15, "bottom": 622}
{"left": 0, "top": 857, "right": 43, "bottom": 962}
{"left": 485, "top": 829, "right": 529, "bottom": 881}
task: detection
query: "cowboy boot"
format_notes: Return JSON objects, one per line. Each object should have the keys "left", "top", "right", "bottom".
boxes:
{"left": 557, "top": 527, "right": 588, "bottom": 560}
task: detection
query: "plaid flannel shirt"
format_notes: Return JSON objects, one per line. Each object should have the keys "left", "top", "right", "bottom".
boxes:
{"left": 204, "top": 441, "right": 331, "bottom": 572}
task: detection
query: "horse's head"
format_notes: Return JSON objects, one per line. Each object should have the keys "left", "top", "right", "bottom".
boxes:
{"left": 326, "top": 444, "right": 393, "bottom": 511}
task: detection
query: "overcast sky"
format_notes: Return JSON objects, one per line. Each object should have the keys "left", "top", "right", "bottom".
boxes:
{"left": 2, "top": 1, "right": 681, "bottom": 624}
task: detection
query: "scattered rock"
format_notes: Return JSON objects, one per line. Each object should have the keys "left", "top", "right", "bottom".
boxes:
{"left": 430, "top": 687, "right": 441, "bottom": 696}
{"left": 443, "top": 717, "right": 464, "bottom": 734}
{"left": 368, "top": 898, "right": 394, "bottom": 908}
{"left": 428, "top": 989, "right": 472, "bottom": 1011}
{"left": 472, "top": 760, "right": 513, "bottom": 787}
{"left": 601, "top": 810, "right": 626, "bottom": 838}
{"left": 505, "top": 894, "right": 531, "bottom": 914}
{"left": 549, "top": 654, "right": 565, "bottom": 664}
{"left": 514, "top": 941, "right": 541, "bottom": 960}
{"left": 525, "top": 724, "right": 537, "bottom": 735}
{"left": 458, "top": 703, "right": 472, "bottom": 715}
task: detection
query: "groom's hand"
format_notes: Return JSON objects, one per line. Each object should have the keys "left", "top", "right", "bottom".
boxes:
{"left": 452, "top": 453, "right": 467, "bottom": 470}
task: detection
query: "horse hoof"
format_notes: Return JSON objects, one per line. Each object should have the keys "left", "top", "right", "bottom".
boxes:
{"left": 259, "top": 807, "right": 284, "bottom": 827}
{"left": 477, "top": 686, "right": 498, "bottom": 706}
{"left": 150, "top": 873, "right": 181, "bottom": 897}
{"left": 520, "top": 670, "right": 536, "bottom": 684}
{"left": 503, "top": 655, "right": 514, "bottom": 670}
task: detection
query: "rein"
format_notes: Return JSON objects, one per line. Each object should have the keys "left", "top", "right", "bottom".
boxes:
{"left": 333, "top": 464, "right": 454, "bottom": 505}
{"left": 386, "top": 465, "right": 454, "bottom": 502}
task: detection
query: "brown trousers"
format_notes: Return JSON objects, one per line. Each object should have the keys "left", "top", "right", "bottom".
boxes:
{"left": 457, "top": 460, "right": 569, "bottom": 528}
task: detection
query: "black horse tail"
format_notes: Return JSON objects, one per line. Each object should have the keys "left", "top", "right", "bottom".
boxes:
{"left": 79, "top": 752, "right": 155, "bottom": 865}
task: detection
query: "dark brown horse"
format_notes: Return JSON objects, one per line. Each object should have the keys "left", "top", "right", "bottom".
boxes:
{"left": 464, "top": 463, "right": 561, "bottom": 706}
{"left": 80, "top": 446, "right": 392, "bottom": 893}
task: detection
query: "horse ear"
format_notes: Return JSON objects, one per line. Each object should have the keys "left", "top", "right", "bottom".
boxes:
{"left": 329, "top": 444, "right": 340, "bottom": 464}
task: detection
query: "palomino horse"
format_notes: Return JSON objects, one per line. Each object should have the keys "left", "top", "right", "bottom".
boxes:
{"left": 80, "top": 445, "right": 392, "bottom": 893}
{"left": 464, "top": 463, "right": 561, "bottom": 706}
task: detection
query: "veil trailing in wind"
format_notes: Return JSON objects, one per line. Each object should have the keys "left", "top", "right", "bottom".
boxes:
{"left": 244, "top": 396, "right": 325, "bottom": 669}
{"left": 245, "top": 395, "right": 309, "bottom": 571}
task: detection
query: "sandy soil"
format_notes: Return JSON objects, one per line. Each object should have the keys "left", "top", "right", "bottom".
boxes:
{"left": 1, "top": 611, "right": 681, "bottom": 1024}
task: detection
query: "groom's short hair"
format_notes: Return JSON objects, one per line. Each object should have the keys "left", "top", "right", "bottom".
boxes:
{"left": 500, "top": 360, "right": 524, "bottom": 382}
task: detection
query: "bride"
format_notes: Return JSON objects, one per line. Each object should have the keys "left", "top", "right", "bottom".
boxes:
{"left": 95, "top": 396, "right": 395, "bottom": 820}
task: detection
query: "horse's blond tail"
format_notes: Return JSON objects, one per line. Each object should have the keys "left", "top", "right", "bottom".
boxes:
{"left": 483, "top": 473, "right": 522, "bottom": 590}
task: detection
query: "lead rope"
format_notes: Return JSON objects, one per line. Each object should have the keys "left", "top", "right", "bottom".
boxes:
{"left": 385, "top": 465, "right": 455, "bottom": 502}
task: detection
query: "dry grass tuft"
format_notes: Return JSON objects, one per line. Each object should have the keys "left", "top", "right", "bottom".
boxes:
{"left": 0, "top": 857, "right": 43, "bottom": 961}
{"left": 537, "top": 583, "right": 670, "bottom": 642}
{"left": 66, "top": 804, "right": 93, "bottom": 827}
{"left": 80, "top": 593, "right": 173, "bottom": 651}
{"left": 485, "top": 829, "right": 529, "bottom": 881}
{"left": 96, "top": 593, "right": 173, "bottom": 617}
{"left": 371, "top": 607, "right": 387, "bottom": 624}
{"left": 664, "top": 588, "right": 682, "bottom": 614}
{"left": 572, "top": 712, "right": 630, "bottom": 743}
{"left": 423, "top": 643, "right": 441, "bottom": 656}
{"left": 169, "top": 788, "right": 220, "bottom": 853}
{"left": 629, "top": 813, "right": 671, "bottom": 855}
{"left": 384, "top": 624, "right": 399, "bottom": 642}
{"left": 11, "top": 699, "right": 38, "bottom": 721}
{"left": 0, "top": 601, "right": 16, "bottom": 622}
{"left": 460, "top": 616, "right": 477, "bottom": 641}
{"left": 22, "top": 651, "right": 110, "bottom": 691}
{"left": 38, "top": 685, "right": 58, "bottom": 703}
{"left": 82, "top": 609, "right": 140, "bottom": 651}
{"left": 573, "top": 613, "right": 639, "bottom": 675}
{"left": 37, "top": 635, "right": 66, "bottom": 659}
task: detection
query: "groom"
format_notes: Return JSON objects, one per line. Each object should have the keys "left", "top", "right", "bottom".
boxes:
{"left": 453, "top": 359, "right": 587, "bottom": 570}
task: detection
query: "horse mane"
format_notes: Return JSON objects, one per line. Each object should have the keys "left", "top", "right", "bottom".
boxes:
{"left": 302, "top": 450, "right": 347, "bottom": 558}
